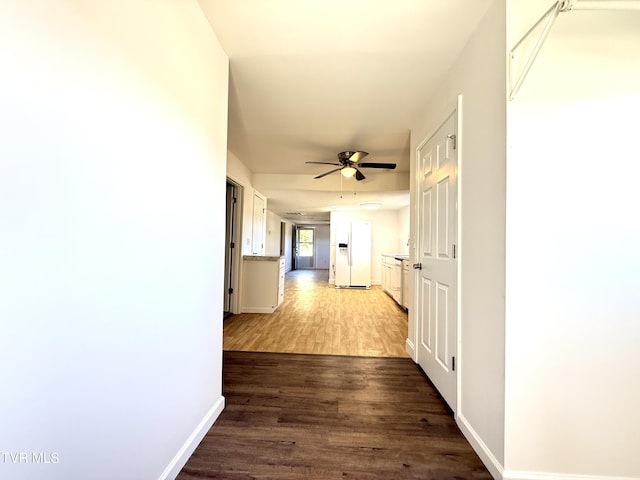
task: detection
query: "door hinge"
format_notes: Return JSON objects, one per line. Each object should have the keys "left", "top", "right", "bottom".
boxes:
{"left": 230, "top": 242, "right": 235, "bottom": 249}
{"left": 452, "top": 356, "right": 456, "bottom": 371}
{"left": 452, "top": 244, "right": 456, "bottom": 259}
{"left": 447, "top": 134, "right": 457, "bottom": 150}
{"left": 228, "top": 288, "right": 234, "bottom": 294}
{"left": 233, "top": 196, "right": 237, "bottom": 204}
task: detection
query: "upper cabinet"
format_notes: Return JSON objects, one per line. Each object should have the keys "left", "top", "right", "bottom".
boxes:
{"left": 251, "top": 191, "right": 266, "bottom": 255}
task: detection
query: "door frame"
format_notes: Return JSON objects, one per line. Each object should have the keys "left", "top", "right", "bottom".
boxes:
{"left": 224, "top": 181, "right": 237, "bottom": 316}
{"left": 295, "top": 225, "right": 316, "bottom": 270}
{"left": 412, "top": 94, "right": 463, "bottom": 415}
{"left": 225, "top": 178, "right": 244, "bottom": 315}
{"left": 291, "top": 223, "right": 297, "bottom": 270}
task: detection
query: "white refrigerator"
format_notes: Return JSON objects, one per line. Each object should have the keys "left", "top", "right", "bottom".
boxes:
{"left": 335, "top": 220, "right": 371, "bottom": 288}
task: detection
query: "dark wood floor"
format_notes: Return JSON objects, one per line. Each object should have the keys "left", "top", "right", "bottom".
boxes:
{"left": 177, "top": 351, "right": 492, "bottom": 480}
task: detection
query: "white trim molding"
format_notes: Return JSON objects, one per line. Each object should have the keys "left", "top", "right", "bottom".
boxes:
{"left": 457, "top": 412, "right": 504, "bottom": 480}
{"left": 455, "top": 410, "right": 637, "bottom": 480}
{"left": 503, "top": 471, "right": 640, "bottom": 480}
{"left": 159, "top": 396, "right": 225, "bottom": 480}
{"left": 405, "top": 338, "right": 416, "bottom": 361}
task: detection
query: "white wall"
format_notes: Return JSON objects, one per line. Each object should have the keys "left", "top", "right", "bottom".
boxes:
{"left": 314, "top": 224, "right": 331, "bottom": 269}
{"left": 397, "top": 205, "right": 411, "bottom": 256}
{"left": 227, "top": 151, "right": 266, "bottom": 257}
{"left": 283, "top": 221, "right": 294, "bottom": 272}
{"left": 504, "top": 3, "right": 640, "bottom": 478}
{"left": 0, "top": 2, "right": 228, "bottom": 479}
{"left": 329, "top": 209, "right": 407, "bottom": 285}
{"left": 409, "top": 0, "right": 507, "bottom": 473}
{"left": 265, "top": 210, "right": 282, "bottom": 256}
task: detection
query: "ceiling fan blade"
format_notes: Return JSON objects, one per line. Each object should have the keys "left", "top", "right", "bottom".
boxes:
{"left": 306, "top": 161, "right": 340, "bottom": 166}
{"left": 349, "top": 151, "right": 369, "bottom": 163}
{"left": 358, "top": 162, "right": 396, "bottom": 169}
{"left": 355, "top": 169, "right": 366, "bottom": 181}
{"left": 314, "top": 167, "right": 343, "bottom": 179}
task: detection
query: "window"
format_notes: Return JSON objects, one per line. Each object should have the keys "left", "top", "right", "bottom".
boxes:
{"left": 297, "top": 227, "right": 314, "bottom": 257}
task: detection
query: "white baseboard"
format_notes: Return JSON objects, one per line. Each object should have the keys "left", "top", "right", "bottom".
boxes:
{"left": 240, "top": 306, "right": 276, "bottom": 313}
{"left": 405, "top": 338, "right": 416, "bottom": 361}
{"left": 456, "top": 412, "right": 504, "bottom": 480}
{"left": 503, "top": 470, "right": 640, "bottom": 480}
{"left": 159, "top": 395, "right": 225, "bottom": 480}
{"left": 457, "top": 413, "right": 638, "bottom": 480}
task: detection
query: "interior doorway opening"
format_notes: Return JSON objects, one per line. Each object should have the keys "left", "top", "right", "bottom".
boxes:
{"left": 295, "top": 226, "right": 315, "bottom": 269}
{"left": 224, "top": 180, "right": 242, "bottom": 319}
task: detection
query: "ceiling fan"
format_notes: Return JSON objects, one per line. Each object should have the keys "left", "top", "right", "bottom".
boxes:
{"left": 306, "top": 151, "right": 396, "bottom": 181}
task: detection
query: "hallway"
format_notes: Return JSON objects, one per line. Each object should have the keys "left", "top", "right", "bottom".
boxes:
{"left": 176, "top": 270, "right": 494, "bottom": 479}
{"left": 177, "top": 350, "right": 492, "bottom": 480}
{"left": 224, "top": 269, "right": 409, "bottom": 357}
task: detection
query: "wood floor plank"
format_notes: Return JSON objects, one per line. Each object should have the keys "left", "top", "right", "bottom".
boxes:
{"left": 224, "top": 269, "right": 409, "bottom": 357}
{"left": 178, "top": 270, "right": 492, "bottom": 479}
{"left": 177, "top": 351, "right": 492, "bottom": 480}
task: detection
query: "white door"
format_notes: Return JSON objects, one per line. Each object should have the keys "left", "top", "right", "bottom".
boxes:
{"left": 295, "top": 226, "right": 315, "bottom": 269}
{"left": 415, "top": 110, "right": 458, "bottom": 411}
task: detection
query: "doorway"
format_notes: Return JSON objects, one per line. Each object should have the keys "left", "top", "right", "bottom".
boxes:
{"left": 295, "top": 226, "right": 315, "bottom": 269}
{"left": 280, "top": 221, "right": 286, "bottom": 256}
{"left": 224, "top": 180, "right": 242, "bottom": 318}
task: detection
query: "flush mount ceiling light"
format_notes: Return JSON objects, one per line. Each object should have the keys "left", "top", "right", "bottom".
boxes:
{"left": 359, "top": 202, "right": 383, "bottom": 210}
{"left": 341, "top": 166, "right": 356, "bottom": 178}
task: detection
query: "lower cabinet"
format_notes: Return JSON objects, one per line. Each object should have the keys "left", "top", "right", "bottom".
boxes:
{"left": 381, "top": 254, "right": 407, "bottom": 309}
{"left": 241, "top": 256, "right": 285, "bottom": 313}
{"left": 390, "top": 264, "right": 402, "bottom": 304}
{"left": 402, "top": 259, "right": 410, "bottom": 309}
{"left": 381, "top": 257, "right": 392, "bottom": 293}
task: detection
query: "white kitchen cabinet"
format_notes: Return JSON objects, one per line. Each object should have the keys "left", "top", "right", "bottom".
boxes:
{"left": 381, "top": 255, "right": 390, "bottom": 293}
{"left": 251, "top": 192, "right": 266, "bottom": 255}
{"left": 390, "top": 262, "right": 402, "bottom": 304}
{"left": 381, "top": 254, "right": 406, "bottom": 308}
{"left": 241, "top": 255, "right": 285, "bottom": 313}
{"left": 381, "top": 254, "right": 395, "bottom": 294}
{"left": 402, "top": 259, "right": 410, "bottom": 310}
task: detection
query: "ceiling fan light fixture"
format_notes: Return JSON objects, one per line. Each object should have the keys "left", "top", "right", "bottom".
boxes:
{"left": 306, "top": 150, "right": 395, "bottom": 181}
{"left": 341, "top": 166, "right": 356, "bottom": 178}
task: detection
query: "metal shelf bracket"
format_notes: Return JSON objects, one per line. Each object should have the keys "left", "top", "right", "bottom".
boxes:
{"left": 508, "top": 0, "right": 640, "bottom": 101}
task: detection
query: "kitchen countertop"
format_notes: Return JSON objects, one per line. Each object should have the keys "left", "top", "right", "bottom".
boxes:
{"left": 382, "top": 253, "right": 410, "bottom": 261}
{"left": 243, "top": 255, "right": 284, "bottom": 262}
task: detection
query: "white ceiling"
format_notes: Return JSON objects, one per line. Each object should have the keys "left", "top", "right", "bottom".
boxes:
{"left": 198, "top": 0, "right": 493, "bottom": 222}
